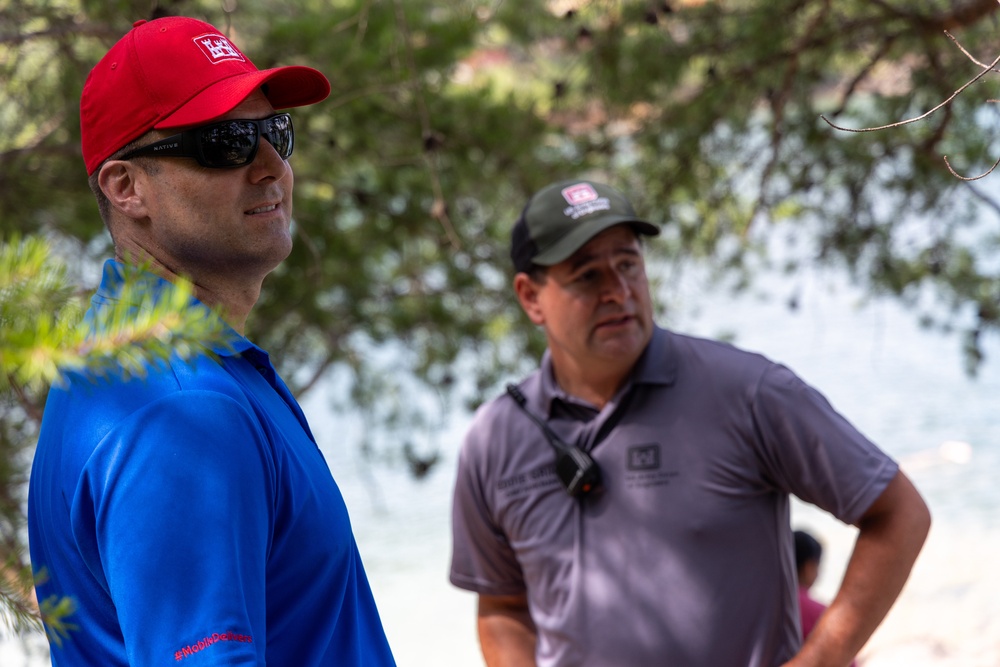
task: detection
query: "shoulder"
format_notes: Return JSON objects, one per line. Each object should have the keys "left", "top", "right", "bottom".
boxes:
{"left": 671, "top": 330, "right": 830, "bottom": 398}
{"left": 58, "top": 351, "right": 252, "bottom": 421}
{"left": 42, "top": 354, "right": 267, "bottom": 472}
{"left": 657, "top": 329, "right": 782, "bottom": 402}
{"left": 457, "top": 372, "right": 546, "bottom": 474}
{"left": 96, "top": 389, "right": 267, "bottom": 462}
{"left": 74, "top": 389, "right": 276, "bottom": 514}
{"left": 668, "top": 330, "right": 773, "bottom": 374}
{"left": 462, "top": 388, "right": 520, "bottom": 457}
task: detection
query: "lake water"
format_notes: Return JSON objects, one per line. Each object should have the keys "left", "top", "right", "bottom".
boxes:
{"left": 4, "top": 269, "right": 998, "bottom": 666}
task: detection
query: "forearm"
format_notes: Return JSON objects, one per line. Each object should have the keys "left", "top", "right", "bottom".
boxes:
{"left": 478, "top": 594, "right": 537, "bottom": 667}
{"left": 787, "top": 471, "right": 931, "bottom": 667}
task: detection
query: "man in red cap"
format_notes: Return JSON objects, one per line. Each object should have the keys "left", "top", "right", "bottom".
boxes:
{"left": 28, "top": 16, "right": 396, "bottom": 666}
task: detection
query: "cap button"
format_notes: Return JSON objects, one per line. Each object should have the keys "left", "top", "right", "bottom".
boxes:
{"left": 132, "top": 19, "right": 147, "bottom": 28}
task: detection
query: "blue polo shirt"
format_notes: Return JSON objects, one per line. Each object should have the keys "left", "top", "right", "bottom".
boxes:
{"left": 28, "top": 260, "right": 395, "bottom": 666}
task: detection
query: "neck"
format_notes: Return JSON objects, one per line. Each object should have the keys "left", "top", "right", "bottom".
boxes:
{"left": 548, "top": 358, "right": 632, "bottom": 410}
{"left": 114, "top": 249, "right": 263, "bottom": 335}
{"left": 189, "top": 280, "right": 260, "bottom": 335}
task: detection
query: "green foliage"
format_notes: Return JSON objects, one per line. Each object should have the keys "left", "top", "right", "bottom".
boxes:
{"left": 36, "top": 585, "right": 78, "bottom": 647}
{"left": 0, "top": 236, "right": 79, "bottom": 393}
{"left": 29, "top": 569, "right": 78, "bottom": 647}
{"left": 1, "top": 236, "right": 228, "bottom": 392}
{"left": 3, "top": 0, "right": 1000, "bottom": 642}
{"left": 1, "top": 544, "right": 43, "bottom": 639}
{"left": 0, "top": 234, "right": 229, "bottom": 639}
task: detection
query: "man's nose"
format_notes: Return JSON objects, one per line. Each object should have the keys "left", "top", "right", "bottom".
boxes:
{"left": 247, "top": 137, "right": 290, "bottom": 182}
{"left": 600, "top": 269, "right": 630, "bottom": 302}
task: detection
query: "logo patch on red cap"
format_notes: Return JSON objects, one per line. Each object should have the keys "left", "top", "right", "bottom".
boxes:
{"left": 192, "top": 33, "right": 246, "bottom": 64}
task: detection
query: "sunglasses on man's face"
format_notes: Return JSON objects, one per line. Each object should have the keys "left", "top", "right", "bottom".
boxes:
{"left": 119, "top": 113, "right": 294, "bottom": 169}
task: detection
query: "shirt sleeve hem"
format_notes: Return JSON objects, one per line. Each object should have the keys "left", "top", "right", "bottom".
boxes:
{"left": 449, "top": 572, "right": 526, "bottom": 596}
{"left": 842, "top": 457, "right": 900, "bottom": 525}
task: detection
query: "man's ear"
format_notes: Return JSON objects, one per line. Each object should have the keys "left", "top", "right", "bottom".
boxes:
{"left": 97, "top": 161, "right": 150, "bottom": 220}
{"left": 513, "top": 272, "right": 546, "bottom": 326}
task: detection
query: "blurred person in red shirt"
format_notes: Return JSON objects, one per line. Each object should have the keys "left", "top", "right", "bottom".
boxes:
{"left": 795, "top": 530, "right": 860, "bottom": 667}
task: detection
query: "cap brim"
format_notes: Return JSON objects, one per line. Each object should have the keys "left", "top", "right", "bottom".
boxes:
{"left": 532, "top": 216, "right": 660, "bottom": 267}
{"left": 156, "top": 65, "right": 331, "bottom": 129}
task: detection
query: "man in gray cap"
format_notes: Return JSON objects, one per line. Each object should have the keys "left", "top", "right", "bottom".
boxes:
{"left": 449, "top": 179, "right": 930, "bottom": 666}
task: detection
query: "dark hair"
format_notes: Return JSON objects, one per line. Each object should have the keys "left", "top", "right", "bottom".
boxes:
{"left": 523, "top": 264, "right": 548, "bottom": 283}
{"left": 793, "top": 530, "right": 823, "bottom": 570}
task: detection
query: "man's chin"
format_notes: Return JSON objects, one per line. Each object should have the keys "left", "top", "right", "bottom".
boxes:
{"left": 592, "top": 328, "right": 649, "bottom": 358}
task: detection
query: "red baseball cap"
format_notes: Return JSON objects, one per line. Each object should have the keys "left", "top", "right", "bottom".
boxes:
{"left": 81, "top": 16, "right": 331, "bottom": 174}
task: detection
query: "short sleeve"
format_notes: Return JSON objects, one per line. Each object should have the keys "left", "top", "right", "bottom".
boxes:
{"left": 750, "top": 364, "right": 898, "bottom": 524}
{"left": 449, "top": 413, "right": 527, "bottom": 596}
{"left": 72, "top": 391, "right": 274, "bottom": 665}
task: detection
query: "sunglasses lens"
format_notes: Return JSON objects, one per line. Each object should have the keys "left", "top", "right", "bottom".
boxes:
{"left": 262, "top": 115, "right": 294, "bottom": 159}
{"left": 199, "top": 120, "right": 258, "bottom": 168}
{"left": 192, "top": 115, "right": 293, "bottom": 168}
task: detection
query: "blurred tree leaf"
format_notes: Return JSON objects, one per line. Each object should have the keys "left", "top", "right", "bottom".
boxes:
{"left": 0, "top": 234, "right": 229, "bottom": 640}
{"left": 3, "top": 0, "right": 1000, "bottom": 641}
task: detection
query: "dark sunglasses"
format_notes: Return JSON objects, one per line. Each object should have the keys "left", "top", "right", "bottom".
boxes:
{"left": 119, "top": 113, "right": 294, "bottom": 169}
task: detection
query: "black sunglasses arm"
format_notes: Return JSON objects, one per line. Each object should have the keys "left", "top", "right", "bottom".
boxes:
{"left": 119, "top": 132, "right": 195, "bottom": 161}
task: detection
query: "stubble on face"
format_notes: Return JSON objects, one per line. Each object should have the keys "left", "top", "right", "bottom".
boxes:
{"left": 142, "top": 91, "right": 296, "bottom": 284}
{"left": 533, "top": 226, "right": 654, "bottom": 395}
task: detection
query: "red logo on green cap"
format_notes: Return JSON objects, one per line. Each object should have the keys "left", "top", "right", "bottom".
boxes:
{"left": 561, "top": 183, "right": 599, "bottom": 205}
{"left": 560, "top": 183, "right": 611, "bottom": 220}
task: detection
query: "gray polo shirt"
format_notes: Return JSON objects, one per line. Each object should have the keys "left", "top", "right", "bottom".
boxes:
{"left": 450, "top": 326, "right": 898, "bottom": 667}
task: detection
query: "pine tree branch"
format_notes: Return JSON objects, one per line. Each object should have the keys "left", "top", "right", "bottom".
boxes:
{"left": 1, "top": 236, "right": 233, "bottom": 641}
{"left": 392, "top": 0, "right": 462, "bottom": 250}
{"left": 819, "top": 52, "right": 1000, "bottom": 133}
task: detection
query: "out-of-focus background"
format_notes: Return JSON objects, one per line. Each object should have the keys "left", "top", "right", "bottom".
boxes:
{"left": 4, "top": 1, "right": 1000, "bottom": 665}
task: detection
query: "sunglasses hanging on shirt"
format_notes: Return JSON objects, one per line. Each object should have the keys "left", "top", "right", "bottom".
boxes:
{"left": 506, "top": 384, "right": 602, "bottom": 498}
{"left": 119, "top": 113, "right": 294, "bottom": 169}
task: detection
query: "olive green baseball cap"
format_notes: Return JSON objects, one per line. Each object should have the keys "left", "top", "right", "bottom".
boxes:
{"left": 510, "top": 179, "right": 660, "bottom": 273}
